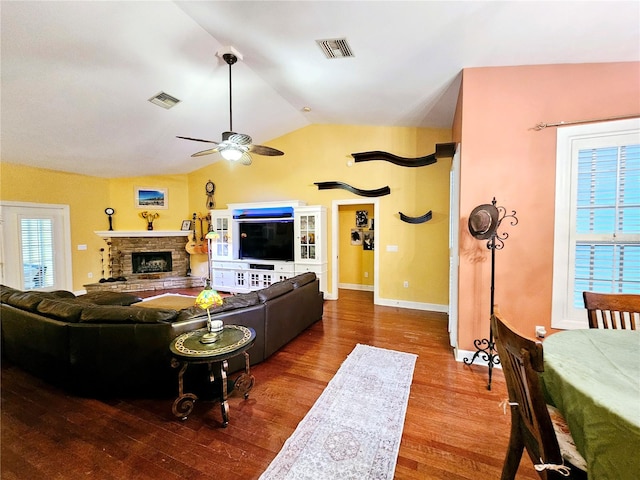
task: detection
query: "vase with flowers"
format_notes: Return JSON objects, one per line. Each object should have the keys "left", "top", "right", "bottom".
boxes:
{"left": 139, "top": 211, "right": 160, "bottom": 230}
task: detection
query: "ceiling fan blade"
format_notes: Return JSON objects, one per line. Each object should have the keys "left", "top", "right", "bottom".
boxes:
{"left": 239, "top": 152, "right": 252, "bottom": 166}
{"left": 191, "top": 147, "right": 220, "bottom": 157}
{"left": 250, "top": 144, "right": 285, "bottom": 156}
{"left": 177, "top": 136, "right": 219, "bottom": 145}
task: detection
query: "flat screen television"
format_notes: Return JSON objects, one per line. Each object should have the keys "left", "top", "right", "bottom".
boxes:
{"left": 239, "top": 220, "right": 294, "bottom": 262}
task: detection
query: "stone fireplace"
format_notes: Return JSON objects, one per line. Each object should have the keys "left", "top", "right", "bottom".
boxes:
{"left": 85, "top": 231, "right": 205, "bottom": 293}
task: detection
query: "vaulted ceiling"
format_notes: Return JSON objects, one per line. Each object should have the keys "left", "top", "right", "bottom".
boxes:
{"left": 2, "top": 1, "right": 638, "bottom": 177}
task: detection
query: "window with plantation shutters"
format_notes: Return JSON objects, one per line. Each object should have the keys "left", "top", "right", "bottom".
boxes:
{"left": 20, "top": 217, "right": 55, "bottom": 289}
{"left": 574, "top": 144, "right": 640, "bottom": 305}
{"left": 552, "top": 118, "right": 640, "bottom": 329}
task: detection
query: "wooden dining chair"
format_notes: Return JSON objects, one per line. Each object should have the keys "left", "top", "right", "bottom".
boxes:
{"left": 582, "top": 291, "right": 640, "bottom": 330}
{"left": 491, "top": 312, "right": 587, "bottom": 480}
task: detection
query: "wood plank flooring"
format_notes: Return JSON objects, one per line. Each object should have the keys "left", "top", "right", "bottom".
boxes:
{"left": 1, "top": 289, "right": 538, "bottom": 479}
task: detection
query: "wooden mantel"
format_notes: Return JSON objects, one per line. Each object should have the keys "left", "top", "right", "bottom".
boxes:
{"left": 94, "top": 230, "right": 189, "bottom": 238}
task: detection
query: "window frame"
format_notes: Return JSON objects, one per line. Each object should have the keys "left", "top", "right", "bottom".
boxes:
{"left": 552, "top": 118, "right": 640, "bottom": 329}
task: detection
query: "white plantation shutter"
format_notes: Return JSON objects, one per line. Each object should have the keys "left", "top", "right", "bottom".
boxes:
{"left": 552, "top": 119, "right": 640, "bottom": 329}
{"left": 574, "top": 144, "right": 640, "bottom": 305}
{"left": 20, "top": 217, "right": 55, "bottom": 289}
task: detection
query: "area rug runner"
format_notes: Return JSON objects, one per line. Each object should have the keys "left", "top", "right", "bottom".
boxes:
{"left": 259, "top": 343, "right": 417, "bottom": 480}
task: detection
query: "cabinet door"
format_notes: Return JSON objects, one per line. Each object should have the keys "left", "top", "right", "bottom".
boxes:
{"left": 295, "top": 207, "right": 326, "bottom": 264}
{"left": 210, "top": 212, "right": 233, "bottom": 260}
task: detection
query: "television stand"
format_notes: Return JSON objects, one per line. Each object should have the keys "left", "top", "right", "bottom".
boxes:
{"left": 211, "top": 260, "right": 295, "bottom": 293}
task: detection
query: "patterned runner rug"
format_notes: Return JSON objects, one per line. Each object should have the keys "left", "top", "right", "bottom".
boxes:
{"left": 259, "top": 344, "right": 418, "bottom": 480}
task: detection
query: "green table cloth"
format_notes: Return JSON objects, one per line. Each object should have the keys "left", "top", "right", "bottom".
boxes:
{"left": 542, "top": 329, "right": 640, "bottom": 480}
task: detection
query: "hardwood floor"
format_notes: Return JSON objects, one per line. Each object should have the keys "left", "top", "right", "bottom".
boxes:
{"left": 1, "top": 289, "right": 538, "bottom": 479}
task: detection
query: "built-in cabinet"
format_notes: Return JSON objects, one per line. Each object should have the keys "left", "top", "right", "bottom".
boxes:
{"left": 209, "top": 201, "right": 327, "bottom": 294}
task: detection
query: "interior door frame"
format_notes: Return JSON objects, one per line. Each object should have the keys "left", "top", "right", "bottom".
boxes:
{"left": 330, "top": 198, "right": 380, "bottom": 303}
{"left": 448, "top": 146, "right": 461, "bottom": 348}
{"left": 0, "top": 200, "right": 73, "bottom": 291}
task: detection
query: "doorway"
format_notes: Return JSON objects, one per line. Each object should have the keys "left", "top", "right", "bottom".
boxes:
{"left": 0, "top": 201, "right": 73, "bottom": 291}
{"left": 331, "top": 198, "right": 380, "bottom": 303}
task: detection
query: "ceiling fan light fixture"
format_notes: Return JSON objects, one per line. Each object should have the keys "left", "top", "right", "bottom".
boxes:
{"left": 220, "top": 148, "right": 243, "bottom": 161}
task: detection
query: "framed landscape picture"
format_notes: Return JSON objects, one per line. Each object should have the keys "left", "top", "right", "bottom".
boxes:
{"left": 135, "top": 187, "right": 168, "bottom": 209}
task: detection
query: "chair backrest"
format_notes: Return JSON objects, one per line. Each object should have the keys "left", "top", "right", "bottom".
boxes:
{"left": 491, "top": 312, "right": 565, "bottom": 479}
{"left": 582, "top": 292, "right": 640, "bottom": 330}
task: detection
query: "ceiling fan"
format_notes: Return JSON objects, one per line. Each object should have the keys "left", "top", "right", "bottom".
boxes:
{"left": 177, "top": 47, "right": 284, "bottom": 166}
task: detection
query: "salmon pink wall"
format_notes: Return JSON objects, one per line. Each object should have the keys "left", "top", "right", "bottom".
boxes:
{"left": 456, "top": 62, "right": 640, "bottom": 349}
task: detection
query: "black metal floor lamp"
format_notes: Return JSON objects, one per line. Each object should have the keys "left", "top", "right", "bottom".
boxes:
{"left": 464, "top": 197, "right": 518, "bottom": 390}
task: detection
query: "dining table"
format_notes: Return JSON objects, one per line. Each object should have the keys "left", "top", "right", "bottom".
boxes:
{"left": 541, "top": 329, "right": 640, "bottom": 480}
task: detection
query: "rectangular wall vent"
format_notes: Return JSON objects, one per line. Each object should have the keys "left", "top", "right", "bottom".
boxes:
{"left": 316, "top": 38, "right": 354, "bottom": 59}
{"left": 148, "top": 92, "right": 181, "bottom": 109}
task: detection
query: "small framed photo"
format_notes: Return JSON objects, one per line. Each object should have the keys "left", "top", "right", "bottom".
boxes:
{"left": 181, "top": 220, "right": 192, "bottom": 231}
{"left": 350, "top": 229, "right": 363, "bottom": 246}
{"left": 363, "top": 232, "right": 374, "bottom": 251}
{"left": 356, "top": 210, "right": 368, "bottom": 228}
{"left": 135, "top": 187, "right": 168, "bottom": 209}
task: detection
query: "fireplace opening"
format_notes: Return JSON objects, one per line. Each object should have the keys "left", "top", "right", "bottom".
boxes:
{"left": 132, "top": 251, "right": 172, "bottom": 274}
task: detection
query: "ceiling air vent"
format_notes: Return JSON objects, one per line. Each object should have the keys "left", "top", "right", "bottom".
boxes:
{"left": 316, "top": 38, "right": 354, "bottom": 59}
{"left": 148, "top": 91, "right": 181, "bottom": 109}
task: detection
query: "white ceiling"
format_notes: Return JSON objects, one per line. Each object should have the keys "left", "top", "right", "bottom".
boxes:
{"left": 2, "top": 1, "right": 639, "bottom": 178}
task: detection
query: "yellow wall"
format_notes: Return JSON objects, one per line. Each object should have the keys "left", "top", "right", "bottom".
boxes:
{"left": 107, "top": 175, "right": 190, "bottom": 231}
{"left": 0, "top": 162, "right": 109, "bottom": 291}
{"left": 0, "top": 164, "right": 194, "bottom": 291}
{"left": 188, "top": 124, "right": 452, "bottom": 305}
{"left": 2, "top": 124, "right": 452, "bottom": 306}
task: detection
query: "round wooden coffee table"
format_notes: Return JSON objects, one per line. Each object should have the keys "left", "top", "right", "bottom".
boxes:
{"left": 169, "top": 325, "right": 256, "bottom": 427}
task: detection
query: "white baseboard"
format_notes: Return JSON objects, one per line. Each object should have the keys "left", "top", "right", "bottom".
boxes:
{"left": 376, "top": 297, "right": 448, "bottom": 313}
{"left": 74, "top": 289, "right": 87, "bottom": 295}
{"left": 338, "top": 283, "right": 374, "bottom": 292}
{"left": 454, "top": 348, "right": 501, "bottom": 368}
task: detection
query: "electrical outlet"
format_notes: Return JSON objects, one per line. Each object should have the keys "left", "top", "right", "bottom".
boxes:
{"left": 364, "top": 272, "right": 369, "bottom": 278}
{"left": 87, "top": 272, "right": 93, "bottom": 279}
{"left": 403, "top": 281, "right": 409, "bottom": 288}
{"left": 535, "top": 325, "right": 547, "bottom": 338}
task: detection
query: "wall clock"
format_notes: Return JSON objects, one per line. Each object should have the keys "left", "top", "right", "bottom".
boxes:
{"left": 205, "top": 180, "right": 216, "bottom": 209}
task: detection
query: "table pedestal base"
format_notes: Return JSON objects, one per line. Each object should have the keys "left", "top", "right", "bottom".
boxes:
{"left": 171, "top": 351, "right": 254, "bottom": 427}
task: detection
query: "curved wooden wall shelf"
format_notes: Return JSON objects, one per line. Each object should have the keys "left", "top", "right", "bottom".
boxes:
{"left": 314, "top": 181, "right": 390, "bottom": 197}
{"left": 351, "top": 142, "right": 457, "bottom": 168}
{"left": 399, "top": 210, "right": 433, "bottom": 224}
{"left": 351, "top": 151, "right": 436, "bottom": 167}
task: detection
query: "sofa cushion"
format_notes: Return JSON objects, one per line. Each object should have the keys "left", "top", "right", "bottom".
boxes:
{"left": 175, "top": 292, "right": 260, "bottom": 322}
{"left": 37, "top": 298, "right": 84, "bottom": 323}
{"left": 290, "top": 272, "right": 316, "bottom": 288}
{"left": 5, "top": 291, "right": 51, "bottom": 312}
{"left": 79, "top": 305, "right": 178, "bottom": 324}
{"left": 0, "top": 285, "right": 22, "bottom": 303}
{"left": 50, "top": 290, "right": 76, "bottom": 299}
{"left": 257, "top": 281, "right": 294, "bottom": 302}
{"left": 75, "top": 291, "right": 142, "bottom": 306}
